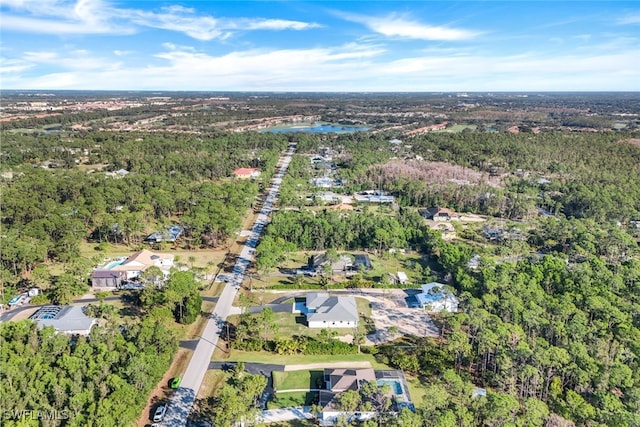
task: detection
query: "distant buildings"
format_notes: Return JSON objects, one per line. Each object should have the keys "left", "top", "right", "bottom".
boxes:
{"left": 421, "top": 207, "right": 458, "bottom": 221}
{"left": 310, "top": 177, "right": 342, "bottom": 188}
{"left": 353, "top": 191, "right": 395, "bottom": 204}
{"left": 233, "top": 167, "right": 261, "bottom": 179}
{"left": 105, "top": 168, "right": 130, "bottom": 178}
{"left": 144, "top": 225, "right": 184, "bottom": 243}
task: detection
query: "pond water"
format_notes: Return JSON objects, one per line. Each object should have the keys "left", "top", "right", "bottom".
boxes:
{"left": 261, "top": 123, "right": 369, "bottom": 134}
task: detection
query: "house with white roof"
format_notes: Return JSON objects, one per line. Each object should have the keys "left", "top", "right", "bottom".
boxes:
{"left": 416, "top": 282, "right": 459, "bottom": 312}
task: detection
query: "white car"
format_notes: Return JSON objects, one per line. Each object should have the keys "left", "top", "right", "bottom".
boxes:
{"left": 153, "top": 404, "right": 166, "bottom": 422}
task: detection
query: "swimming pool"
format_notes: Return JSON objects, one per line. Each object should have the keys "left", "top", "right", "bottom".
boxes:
{"left": 377, "top": 380, "right": 403, "bottom": 395}
{"left": 104, "top": 260, "right": 124, "bottom": 269}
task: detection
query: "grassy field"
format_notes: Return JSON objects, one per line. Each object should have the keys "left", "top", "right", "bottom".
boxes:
{"left": 434, "top": 124, "right": 478, "bottom": 133}
{"left": 405, "top": 375, "right": 426, "bottom": 406}
{"left": 273, "top": 370, "right": 324, "bottom": 391}
{"left": 267, "top": 391, "right": 316, "bottom": 409}
{"left": 197, "top": 369, "right": 230, "bottom": 400}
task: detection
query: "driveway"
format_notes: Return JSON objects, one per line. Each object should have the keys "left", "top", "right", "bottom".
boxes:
{"left": 259, "top": 407, "right": 314, "bottom": 423}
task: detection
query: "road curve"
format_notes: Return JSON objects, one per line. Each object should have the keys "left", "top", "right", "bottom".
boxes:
{"left": 162, "top": 143, "right": 296, "bottom": 426}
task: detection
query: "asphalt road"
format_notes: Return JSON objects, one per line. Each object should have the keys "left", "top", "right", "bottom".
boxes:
{"left": 161, "top": 144, "right": 295, "bottom": 426}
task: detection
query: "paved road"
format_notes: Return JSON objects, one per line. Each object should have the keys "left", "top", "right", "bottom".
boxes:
{"left": 161, "top": 144, "right": 296, "bottom": 426}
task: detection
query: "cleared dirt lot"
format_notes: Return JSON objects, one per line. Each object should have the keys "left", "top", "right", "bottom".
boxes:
{"left": 358, "top": 290, "right": 439, "bottom": 345}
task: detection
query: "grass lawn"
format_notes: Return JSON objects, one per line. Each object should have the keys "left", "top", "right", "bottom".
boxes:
{"left": 434, "top": 124, "right": 478, "bottom": 133}
{"left": 273, "top": 370, "right": 324, "bottom": 391}
{"left": 362, "top": 252, "right": 424, "bottom": 283}
{"left": 267, "top": 391, "right": 317, "bottom": 409}
{"left": 197, "top": 369, "right": 230, "bottom": 399}
{"left": 405, "top": 374, "right": 426, "bottom": 406}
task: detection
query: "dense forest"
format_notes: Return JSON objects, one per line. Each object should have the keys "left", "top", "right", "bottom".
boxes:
{"left": 0, "top": 131, "right": 292, "bottom": 304}
{"left": 0, "top": 317, "right": 177, "bottom": 427}
{"left": 365, "top": 221, "right": 640, "bottom": 426}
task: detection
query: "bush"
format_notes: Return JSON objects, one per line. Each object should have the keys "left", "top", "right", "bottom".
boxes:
{"left": 30, "top": 294, "right": 50, "bottom": 305}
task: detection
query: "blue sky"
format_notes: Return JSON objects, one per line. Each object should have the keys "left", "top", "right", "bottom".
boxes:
{"left": 1, "top": 1, "right": 639, "bottom": 91}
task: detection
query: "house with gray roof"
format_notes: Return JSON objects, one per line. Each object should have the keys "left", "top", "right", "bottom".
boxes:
{"left": 30, "top": 305, "right": 97, "bottom": 335}
{"left": 305, "top": 293, "right": 358, "bottom": 328}
{"left": 319, "top": 368, "right": 413, "bottom": 425}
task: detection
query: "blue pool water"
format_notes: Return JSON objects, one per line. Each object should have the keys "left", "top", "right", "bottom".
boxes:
{"left": 377, "top": 380, "right": 403, "bottom": 395}
{"left": 105, "top": 261, "right": 124, "bottom": 269}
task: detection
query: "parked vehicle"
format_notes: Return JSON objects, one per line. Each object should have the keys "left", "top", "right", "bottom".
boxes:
{"left": 153, "top": 404, "right": 167, "bottom": 422}
{"left": 169, "top": 377, "right": 181, "bottom": 389}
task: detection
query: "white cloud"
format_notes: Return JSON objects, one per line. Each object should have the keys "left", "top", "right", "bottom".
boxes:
{"left": 617, "top": 13, "right": 640, "bottom": 25}
{"left": 3, "top": 42, "right": 638, "bottom": 92}
{"left": 232, "top": 18, "right": 322, "bottom": 31}
{"left": 0, "top": 0, "right": 321, "bottom": 40}
{"left": 0, "top": 57, "right": 34, "bottom": 74}
{"left": 340, "top": 12, "right": 478, "bottom": 41}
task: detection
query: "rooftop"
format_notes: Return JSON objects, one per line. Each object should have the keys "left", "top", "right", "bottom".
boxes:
{"left": 30, "top": 305, "right": 97, "bottom": 335}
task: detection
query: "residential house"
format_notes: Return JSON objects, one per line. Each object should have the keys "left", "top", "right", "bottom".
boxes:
{"left": 415, "top": 282, "right": 459, "bottom": 312}
{"left": 352, "top": 254, "right": 373, "bottom": 271}
{"left": 311, "top": 177, "right": 341, "bottom": 188}
{"left": 305, "top": 293, "right": 359, "bottom": 328}
{"left": 308, "top": 253, "right": 353, "bottom": 273}
{"left": 30, "top": 305, "right": 97, "bottom": 335}
{"left": 314, "top": 191, "right": 341, "bottom": 204}
{"left": 111, "top": 249, "right": 174, "bottom": 279}
{"left": 233, "top": 167, "right": 261, "bottom": 179}
{"left": 91, "top": 249, "right": 174, "bottom": 290}
{"left": 144, "top": 225, "right": 184, "bottom": 243}
{"left": 388, "top": 271, "right": 409, "bottom": 285}
{"left": 421, "top": 207, "right": 458, "bottom": 221}
{"left": 105, "top": 168, "right": 130, "bottom": 178}
{"left": 319, "top": 368, "right": 412, "bottom": 425}
{"left": 91, "top": 270, "right": 126, "bottom": 289}
{"left": 354, "top": 191, "right": 395, "bottom": 204}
